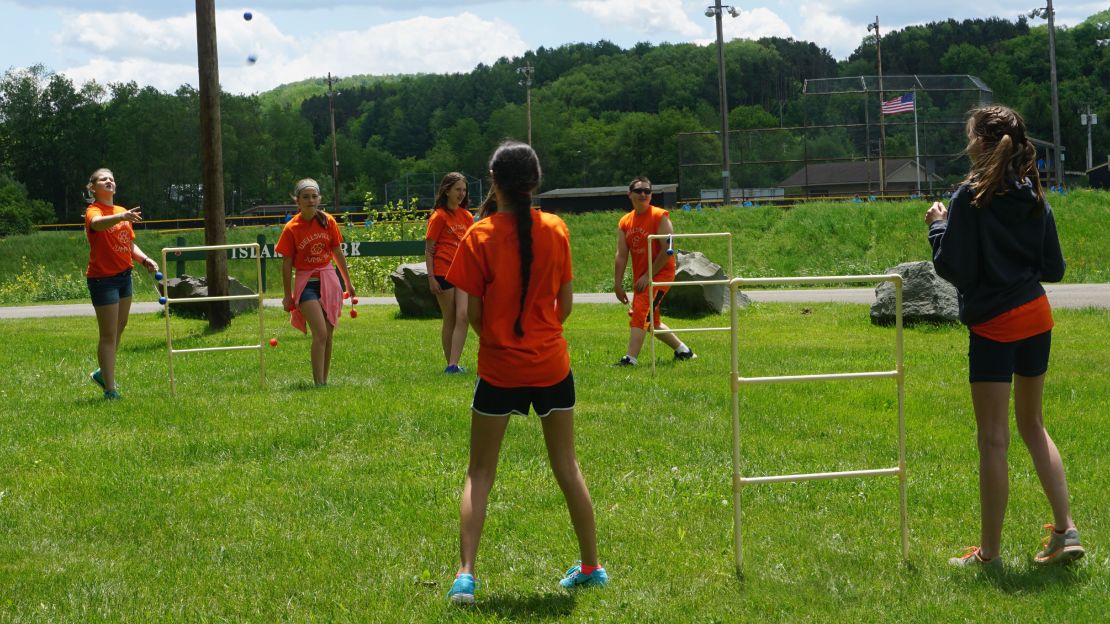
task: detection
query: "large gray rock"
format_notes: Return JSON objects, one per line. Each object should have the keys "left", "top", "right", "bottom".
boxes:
{"left": 390, "top": 263, "right": 440, "bottom": 318}
{"left": 164, "top": 274, "right": 259, "bottom": 319}
{"left": 870, "top": 261, "right": 959, "bottom": 325}
{"left": 660, "top": 250, "right": 750, "bottom": 316}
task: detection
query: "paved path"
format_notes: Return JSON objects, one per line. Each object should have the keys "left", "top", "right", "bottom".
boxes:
{"left": 2, "top": 284, "right": 1107, "bottom": 319}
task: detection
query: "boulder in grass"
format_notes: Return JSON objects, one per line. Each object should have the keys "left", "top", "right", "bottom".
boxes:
{"left": 660, "top": 250, "right": 750, "bottom": 316}
{"left": 870, "top": 261, "right": 960, "bottom": 326}
{"left": 390, "top": 262, "right": 440, "bottom": 318}
{"left": 164, "top": 274, "right": 259, "bottom": 319}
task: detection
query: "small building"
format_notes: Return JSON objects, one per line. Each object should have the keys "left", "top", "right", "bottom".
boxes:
{"left": 242, "top": 204, "right": 296, "bottom": 217}
{"left": 536, "top": 184, "right": 678, "bottom": 213}
{"left": 778, "top": 159, "right": 941, "bottom": 197}
{"left": 1087, "top": 158, "right": 1110, "bottom": 190}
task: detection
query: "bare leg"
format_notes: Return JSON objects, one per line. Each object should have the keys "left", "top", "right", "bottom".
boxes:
{"left": 434, "top": 289, "right": 456, "bottom": 364}
{"left": 1014, "top": 373, "right": 1075, "bottom": 530}
{"left": 93, "top": 302, "right": 120, "bottom": 391}
{"left": 298, "top": 299, "right": 332, "bottom": 386}
{"left": 448, "top": 289, "right": 469, "bottom": 367}
{"left": 540, "top": 409, "right": 599, "bottom": 567}
{"left": 970, "top": 381, "right": 1011, "bottom": 560}
{"left": 457, "top": 413, "right": 510, "bottom": 577}
{"left": 625, "top": 327, "right": 647, "bottom": 358}
{"left": 654, "top": 321, "right": 684, "bottom": 350}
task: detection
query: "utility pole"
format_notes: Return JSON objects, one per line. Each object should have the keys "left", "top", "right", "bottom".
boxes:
{"left": 868, "top": 17, "right": 886, "bottom": 194}
{"left": 517, "top": 63, "right": 534, "bottom": 145}
{"left": 707, "top": 2, "right": 739, "bottom": 206}
{"left": 1047, "top": 0, "right": 1064, "bottom": 188}
{"left": 327, "top": 72, "right": 340, "bottom": 212}
{"left": 1081, "top": 105, "right": 1097, "bottom": 170}
{"left": 195, "top": 0, "right": 230, "bottom": 329}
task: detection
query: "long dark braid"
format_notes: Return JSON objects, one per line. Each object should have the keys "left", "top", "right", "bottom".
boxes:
{"left": 488, "top": 141, "right": 542, "bottom": 337}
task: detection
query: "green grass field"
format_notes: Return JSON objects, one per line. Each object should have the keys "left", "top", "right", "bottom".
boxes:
{"left": 1, "top": 302, "right": 1106, "bottom": 622}
{"left": 3, "top": 189, "right": 1107, "bottom": 304}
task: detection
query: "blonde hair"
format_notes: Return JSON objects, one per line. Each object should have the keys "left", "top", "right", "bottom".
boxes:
{"left": 962, "top": 105, "right": 1044, "bottom": 211}
{"left": 84, "top": 168, "right": 114, "bottom": 204}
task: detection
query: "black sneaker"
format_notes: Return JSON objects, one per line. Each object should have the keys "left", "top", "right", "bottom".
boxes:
{"left": 674, "top": 348, "right": 697, "bottom": 361}
{"left": 615, "top": 355, "right": 635, "bottom": 366}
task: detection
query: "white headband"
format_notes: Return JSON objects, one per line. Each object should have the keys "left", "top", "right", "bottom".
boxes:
{"left": 294, "top": 180, "right": 320, "bottom": 196}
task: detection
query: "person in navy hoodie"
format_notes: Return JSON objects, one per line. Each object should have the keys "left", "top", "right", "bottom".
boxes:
{"left": 927, "top": 105, "right": 1083, "bottom": 569}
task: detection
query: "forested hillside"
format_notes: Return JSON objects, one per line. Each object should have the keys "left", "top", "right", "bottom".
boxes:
{"left": 1, "top": 11, "right": 1107, "bottom": 229}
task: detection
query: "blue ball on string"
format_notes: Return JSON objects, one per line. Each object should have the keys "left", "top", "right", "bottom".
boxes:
{"left": 243, "top": 11, "right": 253, "bottom": 21}
{"left": 247, "top": 54, "right": 258, "bottom": 65}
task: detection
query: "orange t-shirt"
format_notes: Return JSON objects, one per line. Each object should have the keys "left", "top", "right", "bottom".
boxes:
{"left": 84, "top": 203, "right": 135, "bottom": 277}
{"left": 446, "top": 210, "right": 573, "bottom": 388}
{"left": 619, "top": 206, "right": 675, "bottom": 282}
{"left": 275, "top": 212, "right": 343, "bottom": 271}
{"left": 425, "top": 207, "right": 474, "bottom": 276}
{"left": 970, "top": 294, "right": 1054, "bottom": 342}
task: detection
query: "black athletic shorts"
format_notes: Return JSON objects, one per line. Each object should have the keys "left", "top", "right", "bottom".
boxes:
{"left": 968, "top": 329, "right": 1052, "bottom": 383}
{"left": 471, "top": 371, "right": 575, "bottom": 417}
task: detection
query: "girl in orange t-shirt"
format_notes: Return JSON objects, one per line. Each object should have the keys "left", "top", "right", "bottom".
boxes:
{"left": 424, "top": 172, "right": 474, "bottom": 374}
{"left": 276, "top": 179, "right": 355, "bottom": 387}
{"left": 442, "top": 141, "right": 606, "bottom": 605}
{"left": 83, "top": 168, "right": 160, "bottom": 400}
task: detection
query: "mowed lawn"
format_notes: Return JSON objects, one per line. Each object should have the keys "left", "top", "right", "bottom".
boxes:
{"left": 0, "top": 303, "right": 1107, "bottom": 622}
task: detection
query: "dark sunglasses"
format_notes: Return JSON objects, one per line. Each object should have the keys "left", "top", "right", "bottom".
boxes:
{"left": 631, "top": 188, "right": 652, "bottom": 195}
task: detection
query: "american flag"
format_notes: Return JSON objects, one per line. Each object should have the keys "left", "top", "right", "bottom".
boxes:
{"left": 881, "top": 93, "right": 915, "bottom": 115}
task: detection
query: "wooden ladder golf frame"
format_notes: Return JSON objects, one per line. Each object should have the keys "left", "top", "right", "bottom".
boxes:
{"left": 726, "top": 273, "right": 908, "bottom": 574}
{"left": 160, "top": 243, "right": 267, "bottom": 395}
{"left": 646, "top": 232, "right": 733, "bottom": 374}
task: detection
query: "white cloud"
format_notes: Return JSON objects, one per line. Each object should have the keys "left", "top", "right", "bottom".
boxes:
{"left": 798, "top": 3, "right": 865, "bottom": 59}
{"left": 572, "top": 0, "right": 703, "bottom": 37}
{"left": 54, "top": 10, "right": 527, "bottom": 94}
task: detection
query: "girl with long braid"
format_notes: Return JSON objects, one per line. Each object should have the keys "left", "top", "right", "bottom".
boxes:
{"left": 444, "top": 141, "right": 607, "bottom": 604}
{"left": 927, "top": 105, "right": 1083, "bottom": 568}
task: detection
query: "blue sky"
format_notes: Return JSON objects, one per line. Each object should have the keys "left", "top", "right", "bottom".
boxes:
{"left": 0, "top": 1, "right": 1101, "bottom": 94}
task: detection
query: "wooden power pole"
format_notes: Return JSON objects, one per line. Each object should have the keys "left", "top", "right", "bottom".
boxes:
{"left": 195, "top": 0, "right": 231, "bottom": 329}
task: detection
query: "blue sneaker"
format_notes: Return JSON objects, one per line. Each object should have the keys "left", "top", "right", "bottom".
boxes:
{"left": 559, "top": 563, "right": 609, "bottom": 589}
{"left": 90, "top": 368, "right": 106, "bottom": 390}
{"left": 104, "top": 389, "right": 122, "bottom": 400}
{"left": 447, "top": 573, "right": 476, "bottom": 604}
{"left": 444, "top": 364, "right": 466, "bottom": 374}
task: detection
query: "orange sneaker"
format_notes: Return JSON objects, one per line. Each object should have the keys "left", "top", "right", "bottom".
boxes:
{"left": 948, "top": 546, "right": 1002, "bottom": 569}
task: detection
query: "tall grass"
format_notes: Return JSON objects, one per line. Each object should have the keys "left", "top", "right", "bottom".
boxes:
{"left": 2, "top": 190, "right": 1106, "bottom": 304}
{"left": 0, "top": 303, "right": 1107, "bottom": 621}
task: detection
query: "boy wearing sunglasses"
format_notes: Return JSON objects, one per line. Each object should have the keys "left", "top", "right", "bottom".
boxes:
{"left": 613, "top": 176, "right": 696, "bottom": 366}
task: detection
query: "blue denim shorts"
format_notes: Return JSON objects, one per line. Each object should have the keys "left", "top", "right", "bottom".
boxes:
{"left": 87, "top": 269, "right": 133, "bottom": 307}
{"left": 298, "top": 279, "right": 321, "bottom": 303}
{"left": 471, "top": 371, "right": 576, "bottom": 417}
{"left": 968, "top": 329, "right": 1052, "bottom": 383}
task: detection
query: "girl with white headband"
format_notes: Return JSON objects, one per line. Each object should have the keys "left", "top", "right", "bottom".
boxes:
{"left": 276, "top": 178, "right": 355, "bottom": 386}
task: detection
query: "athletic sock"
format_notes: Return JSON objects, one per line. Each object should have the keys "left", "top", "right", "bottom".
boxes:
{"left": 625, "top": 355, "right": 638, "bottom": 364}
{"left": 580, "top": 563, "right": 601, "bottom": 575}
{"left": 675, "top": 343, "right": 690, "bottom": 354}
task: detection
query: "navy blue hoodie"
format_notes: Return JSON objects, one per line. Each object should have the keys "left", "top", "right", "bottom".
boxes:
{"left": 928, "top": 180, "right": 1066, "bottom": 326}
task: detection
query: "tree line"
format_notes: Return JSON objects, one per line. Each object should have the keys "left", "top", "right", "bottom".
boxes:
{"left": 1, "top": 11, "right": 1106, "bottom": 232}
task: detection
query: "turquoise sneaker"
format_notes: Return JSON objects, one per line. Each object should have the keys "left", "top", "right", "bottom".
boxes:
{"left": 104, "top": 389, "right": 122, "bottom": 400}
{"left": 90, "top": 368, "right": 106, "bottom": 390}
{"left": 559, "top": 563, "right": 609, "bottom": 589}
{"left": 447, "top": 573, "right": 476, "bottom": 605}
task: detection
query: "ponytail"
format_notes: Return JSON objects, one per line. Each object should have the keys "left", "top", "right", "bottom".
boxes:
{"left": 486, "top": 141, "right": 542, "bottom": 337}
{"left": 963, "top": 105, "right": 1045, "bottom": 212}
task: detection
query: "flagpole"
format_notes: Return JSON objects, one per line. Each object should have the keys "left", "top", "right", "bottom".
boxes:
{"left": 912, "top": 89, "right": 921, "bottom": 194}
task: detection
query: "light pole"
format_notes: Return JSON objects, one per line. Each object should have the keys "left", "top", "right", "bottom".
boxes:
{"left": 867, "top": 17, "right": 886, "bottom": 194}
{"left": 706, "top": 2, "right": 739, "bottom": 207}
{"left": 1081, "top": 106, "right": 1097, "bottom": 170}
{"left": 327, "top": 72, "right": 340, "bottom": 212}
{"left": 517, "top": 63, "right": 534, "bottom": 146}
{"left": 1031, "top": 1, "right": 1064, "bottom": 187}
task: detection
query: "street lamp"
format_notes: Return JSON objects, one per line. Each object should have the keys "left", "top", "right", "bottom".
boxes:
{"left": 706, "top": 2, "right": 739, "bottom": 207}
{"left": 517, "top": 63, "right": 535, "bottom": 146}
{"left": 1030, "top": 1, "right": 1064, "bottom": 188}
{"left": 867, "top": 17, "right": 886, "bottom": 194}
